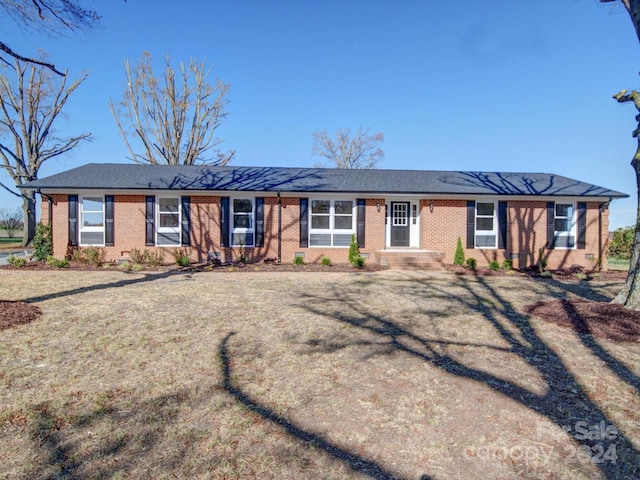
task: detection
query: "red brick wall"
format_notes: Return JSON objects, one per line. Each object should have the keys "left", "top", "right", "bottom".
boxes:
{"left": 420, "top": 199, "right": 608, "bottom": 270}
{"left": 41, "top": 193, "right": 609, "bottom": 269}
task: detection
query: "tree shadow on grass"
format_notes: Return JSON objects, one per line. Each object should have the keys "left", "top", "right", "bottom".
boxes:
{"left": 299, "top": 274, "right": 640, "bottom": 479}
{"left": 219, "top": 332, "right": 427, "bottom": 480}
{"left": 25, "top": 388, "right": 198, "bottom": 479}
{"left": 537, "top": 297, "right": 640, "bottom": 396}
{"left": 20, "top": 268, "right": 196, "bottom": 304}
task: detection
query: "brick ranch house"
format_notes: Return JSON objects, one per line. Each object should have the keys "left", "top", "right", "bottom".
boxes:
{"left": 20, "top": 163, "right": 627, "bottom": 270}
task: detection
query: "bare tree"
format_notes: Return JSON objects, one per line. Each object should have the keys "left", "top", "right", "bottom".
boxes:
{"left": 0, "top": 58, "right": 91, "bottom": 245}
{"left": 312, "top": 127, "right": 384, "bottom": 169}
{"left": 599, "top": 0, "right": 640, "bottom": 308}
{"left": 0, "top": 206, "right": 23, "bottom": 238}
{"left": 110, "top": 53, "right": 235, "bottom": 166}
{"left": 0, "top": 0, "right": 100, "bottom": 76}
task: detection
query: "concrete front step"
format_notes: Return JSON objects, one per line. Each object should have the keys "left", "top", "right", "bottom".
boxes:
{"left": 374, "top": 249, "right": 446, "bottom": 270}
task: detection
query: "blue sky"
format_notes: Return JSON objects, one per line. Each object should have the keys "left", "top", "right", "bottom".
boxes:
{"left": 0, "top": 0, "right": 638, "bottom": 229}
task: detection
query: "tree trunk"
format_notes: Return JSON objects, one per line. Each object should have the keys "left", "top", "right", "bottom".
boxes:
{"left": 21, "top": 191, "right": 36, "bottom": 246}
{"left": 613, "top": 161, "right": 640, "bottom": 306}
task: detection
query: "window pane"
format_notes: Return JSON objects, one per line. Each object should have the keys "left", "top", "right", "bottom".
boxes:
{"left": 233, "top": 214, "right": 251, "bottom": 229}
{"left": 80, "top": 231, "right": 104, "bottom": 245}
{"left": 233, "top": 199, "right": 252, "bottom": 213}
{"left": 159, "top": 198, "right": 179, "bottom": 213}
{"left": 159, "top": 213, "right": 179, "bottom": 228}
{"left": 311, "top": 200, "right": 330, "bottom": 214}
{"left": 309, "top": 233, "right": 331, "bottom": 246}
{"left": 477, "top": 203, "right": 494, "bottom": 216}
{"left": 555, "top": 219, "right": 570, "bottom": 232}
{"left": 477, "top": 217, "right": 493, "bottom": 231}
{"left": 83, "top": 212, "right": 103, "bottom": 227}
{"left": 334, "top": 200, "right": 353, "bottom": 215}
{"left": 393, "top": 204, "right": 407, "bottom": 226}
{"left": 157, "top": 231, "right": 180, "bottom": 246}
{"left": 555, "top": 204, "right": 572, "bottom": 217}
{"left": 83, "top": 197, "right": 103, "bottom": 212}
{"left": 232, "top": 232, "right": 254, "bottom": 246}
{"left": 334, "top": 215, "right": 353, "bottom": 230}
{"left": 475, "top": 235, "right": 496, "bottom": 248}
{"left": 311, "top": 216, "right": 330, "bottom": 229}
{"left": 333, "top": 234, "right": 352, "bottom": 246}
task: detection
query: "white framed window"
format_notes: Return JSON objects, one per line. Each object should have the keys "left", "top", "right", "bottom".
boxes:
{"left": 392, "top": 203, "right": 408, "bottom": 226}
{"left": 554, "top": 202, "right": 576, "bottom": 249}
{"left": 157, "top": 197, "right": 181, "bottom": 246}
{"left": 232, "top": 198, "right": 254, "bottom": 246}
{"left": 475, "top": 201, "right": 497, "bottom": 248}
{"left": 80, "top": 196, "right": 105, "bottom": 246}
{"left": 309, "top": 199, "right": 354, "bottom": 247}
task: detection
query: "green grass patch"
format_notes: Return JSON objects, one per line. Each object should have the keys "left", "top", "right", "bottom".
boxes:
{"left": 608, "top": 257, "right": 630, "bottom": 271}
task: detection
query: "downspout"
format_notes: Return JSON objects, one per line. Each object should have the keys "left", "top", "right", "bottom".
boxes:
{"left": 277, "top": 192, "right": 282, "bottom": 264}
{"left": 37, "top": 189, "right": 54, "bottom": 226}
{"left": 597, "top": 200, "right": 608, "bottom": 270}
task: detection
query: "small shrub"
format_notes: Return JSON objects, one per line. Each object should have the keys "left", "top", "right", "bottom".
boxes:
{"left": 33, "top": 223, "right": 53, "bottom": 261}
{"left": 352, "top": 256, "right": 365, "bottom": 269}
{"left": 144, "top": 250, "right": 165, "bottom": 267}
{"left": 7, "top": 255, "right": 26, "bottom": 268}
{"left": 488, "top": 260, "right": 500, "bottom": 271}
{"left": 293, "top": 255, "right": 305, "bottom": 265}
{"left": 73, "top": 247, "right": 106, "bottom": 267}
{"left": 537, "top": 247, "right": 547, "bottom": 273}
{"left": 465, "top": 257, "right": 477, "bottom": 270}
{"left": 321, "top": 256, "right": 332, "bottom": 266}
{"left": 129, "top": 248, "right": 164, "bottom": 267}
{"left": 502, "top": 259, "right": 513, "bottom": 270}
{"left": 128, "top": 248, "right": 145, "bottom": 264}
{"left": 348, "top": 234, "right": 359, "bottom": 266}
{"left": 453, "top": 237, "right": 465, "bottom": 266}
{"left": 236, "top": 240, "right": 249, "bottom": 264}
{"left": 172, "top": 248, "right": 191, "bottom": 267}
{"left": 46, "top": 255, "right": 69, "bottom": 268}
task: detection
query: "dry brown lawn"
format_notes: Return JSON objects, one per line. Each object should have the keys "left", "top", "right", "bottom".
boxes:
{"left": 1, "top": 269, "right": 639, "bottom": 479}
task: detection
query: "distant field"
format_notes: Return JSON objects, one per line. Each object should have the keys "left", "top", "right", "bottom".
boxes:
{"left": 609, "top": 257, "right": 631, "bottom": 271}
{"left": 0, "top": 237, "right": 21, "bottom": 249}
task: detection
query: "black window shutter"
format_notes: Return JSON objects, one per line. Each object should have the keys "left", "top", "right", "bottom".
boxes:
{"left": 498, "top": 201, "right": 507, "bottom": 250}
{"left": 145, "top": 196, "right": 155, "bottom": 246}
{"left": 577, "top": 202, "right": 587, "bottom": 250}
{"left": 356, "top": 199, "right": 366, "bottom": 248}
{"left": 466, "top": 200, "right": 475, "bottom": 249}
{"left": 105, "top": 195, "right": 114, "bottom": 246}
{"left": 220, "top": 197, "right": 230, "bottom": 247}
{"left": 181, "top": 196, "right": 191, "bottom": 246}
{"left": 546, "top": 202, "right": 555, "bottom": 249}
{"left": 255, "top": 197, "right": 265, "bottom": 247}
{"left": 299, "top": 198, "right": 309, "bottom": 248}
{"left": 68, "top": 195, "right": 78, "bottom": 247}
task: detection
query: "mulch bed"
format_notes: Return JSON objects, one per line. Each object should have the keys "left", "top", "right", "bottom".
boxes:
{"left": 0, "top": 260, "right": 389, "bottom": 273}
{"left": 526, "top": 299, "right": 640, "bottom": 343}
{"left": 0, "top": 301, "right": 42, "bottom": 330}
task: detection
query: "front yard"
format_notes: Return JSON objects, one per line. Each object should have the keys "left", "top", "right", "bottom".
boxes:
{"left": 0, "top": 269, "right": 639, "bottom": 479}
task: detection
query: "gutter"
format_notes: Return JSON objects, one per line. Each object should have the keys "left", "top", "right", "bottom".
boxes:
{"left": 36, "top": 189, "right": 54, "bottom": 226}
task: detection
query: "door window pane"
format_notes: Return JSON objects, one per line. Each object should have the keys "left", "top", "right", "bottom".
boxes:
{"left": 393, "top": 203, "right": 407, "bottom": 226}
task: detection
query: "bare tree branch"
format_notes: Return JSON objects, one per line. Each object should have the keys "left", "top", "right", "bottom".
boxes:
{"left": 312, "top": 127, "right": 384, "bottom": 169}
{"left": 0, "top": 57, "right": 91, "bottom": 244}
{"left": 110, "top": 53, "right": 234, "bottom": 166}
{"left": 0, "top": 0, "right": 100, "bottom": 75}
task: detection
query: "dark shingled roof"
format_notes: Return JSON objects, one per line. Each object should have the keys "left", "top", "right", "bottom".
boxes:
{"left": 20, "top": 163, "right": 628, "bottom": 198}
